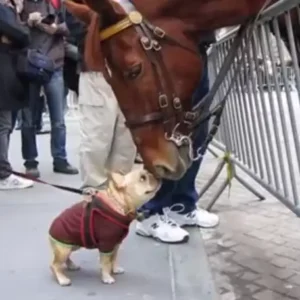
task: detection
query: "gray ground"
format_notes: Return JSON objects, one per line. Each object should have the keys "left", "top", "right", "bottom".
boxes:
{"left": 197, "top": 150, "right": 300, "bottom": 300}
{"left": 0, "top": 120, "right": 218, "bottom": 300}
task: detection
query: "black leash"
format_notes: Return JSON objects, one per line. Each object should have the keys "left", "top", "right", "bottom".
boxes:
{"left": 11, "top": 170, "right": 83, "bottom": 195}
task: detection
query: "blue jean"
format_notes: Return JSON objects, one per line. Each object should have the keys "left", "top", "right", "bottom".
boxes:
{"left": 21, "top": 69, "right": 67, "bottom": 168}
{"left": 141, "top": 57, "right": 211, "bottom": 215}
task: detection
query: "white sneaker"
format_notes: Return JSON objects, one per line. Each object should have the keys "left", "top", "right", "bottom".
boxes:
{"left": 0, "top": 174, "right": 34, "bottom": 190}
{"left": 167, "top": 204, "right": 219, "bottom": 228}
{"left": 135, "top": 212, "right": 189, "bottom": 244}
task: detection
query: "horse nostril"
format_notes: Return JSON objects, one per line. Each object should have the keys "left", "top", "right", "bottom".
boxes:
{"left": 153, "top": 165, "right": 175, "bottom": 178}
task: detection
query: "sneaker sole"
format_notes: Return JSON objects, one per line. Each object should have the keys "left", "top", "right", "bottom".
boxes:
{"left": 0, "top": 184, "right": 34, "bottom": 190}
{"left": 181, "top": 222, "right": 220, "bottom": 229}
{"left": 135, "top": 231, "right": 189, "bottom": 244}
{"left": 53, "top": 170, "right": 79, "bottom": 175}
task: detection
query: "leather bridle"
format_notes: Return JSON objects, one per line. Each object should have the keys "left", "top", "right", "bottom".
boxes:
{"left": 99, "top": 0, "right": 201, "bottom": 151}
{"left": 98, "top": 0, "right": 270, "bottom": 161}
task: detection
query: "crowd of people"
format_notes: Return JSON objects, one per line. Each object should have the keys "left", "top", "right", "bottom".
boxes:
{"left": 0, "top": 0, "right": 219, "bottom": 243}
{"left": 0, "top": 0, "right": 78, "bottom": 190}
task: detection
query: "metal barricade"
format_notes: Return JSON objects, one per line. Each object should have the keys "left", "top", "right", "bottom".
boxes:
{"left": 205, "top": 0, "right": 300, "bottom": 216}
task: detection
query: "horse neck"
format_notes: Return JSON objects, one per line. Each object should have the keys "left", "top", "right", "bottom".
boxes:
{"left": 138, "top": 0, "right": 270, "bottom": 35}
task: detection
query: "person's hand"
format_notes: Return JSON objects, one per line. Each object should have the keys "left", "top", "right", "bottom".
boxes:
{"left": 27, "top": 12, "right": 43, "bottom": 27}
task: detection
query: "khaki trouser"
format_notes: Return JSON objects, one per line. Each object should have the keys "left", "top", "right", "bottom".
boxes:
{"left": 78, "top": 72, "right": 136, "bottom": 189}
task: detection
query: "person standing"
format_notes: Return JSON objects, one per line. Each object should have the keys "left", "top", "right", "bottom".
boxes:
{"left": 136, "top": 33, "right": 220, "bottom": 243}
{"left": 64, "top": 8, "right": 136, "bottom": 191}
{"left": 20, "top": 0, "right": 78, "bottom": 178}
{"left": 0, "top": 0, "right": 33, "bottom": 189}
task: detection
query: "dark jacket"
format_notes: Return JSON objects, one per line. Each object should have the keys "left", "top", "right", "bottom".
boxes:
{"left": 0, "top": 42, "right": 29, "bottom": 110}
{"left": 21, "top": 0, "right": 69, "bottom": 69}
{"left": 0, "top": 4, "right": 30, "bottom": 48}
{"left": 64, "top": 9, "right": 86, "bottom": 71}
{"left": 198, "top": 31, "right": 216, "bottom": 54}
{"left": 63, "top": 10, "right": 86, "bottom": 94}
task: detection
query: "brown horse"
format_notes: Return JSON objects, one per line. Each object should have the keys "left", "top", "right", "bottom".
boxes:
{"left": 64, "top": 0, "right": 275, "bottom": 180}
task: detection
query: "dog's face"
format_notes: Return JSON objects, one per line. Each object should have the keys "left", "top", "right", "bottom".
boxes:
{"left": 110, "top": 168, "right": 161, "bottom": 207}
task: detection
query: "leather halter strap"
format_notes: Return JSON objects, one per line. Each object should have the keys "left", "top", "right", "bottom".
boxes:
{"left": 98, "top": 2, "right": 190, "bottom": 136}
{"left": 99, "top": 11, "right": 143, "bottom": 41}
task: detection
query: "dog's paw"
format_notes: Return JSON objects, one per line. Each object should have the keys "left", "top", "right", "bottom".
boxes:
{"left": 51, "top": 266, "right": 72, "bottom": 286}
{"left": 102, "top": 275, "right": 115, "bottom": 284}
{"left": 57, "top": 276, "right": 72, "bottom": 286}
{"left": 113, "top": 266, "right": 125, "bottom": 274}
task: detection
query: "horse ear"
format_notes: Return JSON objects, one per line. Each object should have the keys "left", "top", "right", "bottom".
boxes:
{"left": 83, "top": 0, "right": 124, "bottom": 25}
{"left": 64, "top": 0, "right": 93, "bottom": 24}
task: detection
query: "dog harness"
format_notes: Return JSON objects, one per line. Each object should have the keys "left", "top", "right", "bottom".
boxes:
{"left": 49, "top": 193, "right": 135, "bottom": 253}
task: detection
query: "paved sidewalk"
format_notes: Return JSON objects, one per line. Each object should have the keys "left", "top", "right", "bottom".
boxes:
{"left": 0, "top": 122, "right": 218, "bottom": 300}
{"left": 197, "top": 150, "right": 300, "bottom": 300}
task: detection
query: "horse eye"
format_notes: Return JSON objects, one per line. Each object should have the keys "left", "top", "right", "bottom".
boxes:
{"left": 124, "top": 64, "right": 142, "bottom": 80}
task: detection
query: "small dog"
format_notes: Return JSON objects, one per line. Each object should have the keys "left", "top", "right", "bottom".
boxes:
{"left": 48, "top": 168, "right": 160, "bottom": 286}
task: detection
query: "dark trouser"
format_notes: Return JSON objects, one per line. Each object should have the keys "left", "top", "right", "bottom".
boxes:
{"left": 141, "top": 56, "right": 211, "bottom": 215}
{"left": 15, "top": 110, "right": 22, "bottom": 128}
{"left": 21, "top": 68, "right": 67, "bottom": 168}
{"left": 0, "top": 110, "right": 13, "bottom": 179}
{"left": 34, "top": 95, "right": 45, "bottom": 131}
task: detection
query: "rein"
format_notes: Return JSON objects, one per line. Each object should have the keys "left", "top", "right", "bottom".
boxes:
{"left": 97, "top": 0, "right": 270, "bottom": 161}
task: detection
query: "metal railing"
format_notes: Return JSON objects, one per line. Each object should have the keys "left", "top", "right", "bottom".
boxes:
{"left": 205, "top": 0, "right": 300, "bottom": 216}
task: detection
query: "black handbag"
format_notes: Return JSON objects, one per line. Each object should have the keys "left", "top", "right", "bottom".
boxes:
{"left": 16, "top": 47, "right": 55, "bottom": 84}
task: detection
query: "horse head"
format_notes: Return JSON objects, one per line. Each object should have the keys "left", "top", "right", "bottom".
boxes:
{"left": 65, "top": 0, "right": 269, "bottom": 180}
{"left": 65, "top": 0, "right": 204, "bottom": 180}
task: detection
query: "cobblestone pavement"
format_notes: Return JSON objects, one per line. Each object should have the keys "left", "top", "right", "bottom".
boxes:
{"left": 197, "top": 150, "right": 300, "bottom": 300}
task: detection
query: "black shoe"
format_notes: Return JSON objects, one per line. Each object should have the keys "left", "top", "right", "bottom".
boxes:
{"left": 25, "top": 167, "right": 40, "bottom": 178}
{"left": 53, "top": 162, "right": 79, "bottom": 175}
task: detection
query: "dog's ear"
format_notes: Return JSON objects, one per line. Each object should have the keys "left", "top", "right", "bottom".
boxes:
{"left": 110, "top": 172, "right": 126, "bottom": 189}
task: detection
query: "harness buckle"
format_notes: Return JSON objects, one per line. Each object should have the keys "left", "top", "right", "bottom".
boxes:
{"left": 140, "top": 36, "right": 152, "bottom": 50}
{"left": 184, "top": 111, "right": 196, "bottom": 121}
{"left": 183, "top": 120, "right": 194, "bottom": 129}
{"left": 152, "top": 40, "right": 162, "bottom": 51}
{"left": 159, "top": 94, "right": 168, "bottom": 108}
{"left": 173, "top": 97, "right": 182, "bottom": 110}
{"left": 153, "top": 27, "right": 166, "bottom": 39}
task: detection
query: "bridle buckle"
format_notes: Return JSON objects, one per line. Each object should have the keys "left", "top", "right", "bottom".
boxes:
{"left": 153, "top": 26, "right": 166, "bottom": 39}
{"left": 159, "top": 94, "right": 168, "bottom": 108}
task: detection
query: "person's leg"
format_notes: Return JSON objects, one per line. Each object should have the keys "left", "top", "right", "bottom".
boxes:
{"left": 167, "top": 121, "right": 219, "bottom": 228}
{"left": 0, "top": 110, "right": 13, "bottom": 180}
{"left": 64, "top": 85, "right": 69, "bottom": 114}
{"left": 135, "top": 178, "right": 189, "bottom": 243}
{"left": 106, "top": 108, "right": 136, "bottom": 175}
{"left": 0, "top": 110, "right": 33, "bottom": 189}
{"left": 14, "top": 110, "right": 22, "bottom": 130}
{"left": 135, "top": 54, "right": 218, "bottom": 243}
{"left": 164, "top": 55, "right": 219, "bottom": 228}
{"left": 35, "top": 94, "right": 45, "bottom": 133}
{"left": 21, "top": 83, "right": 40, "bottom": 177}
{"left": 44, "top": 68, "right": 78, "bottom": 174}
{"left": 78, "top": 72, "right": 117, "bottom": 189}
